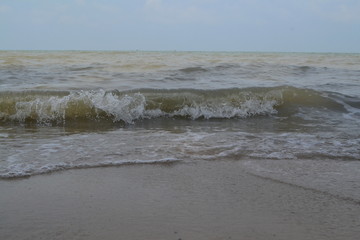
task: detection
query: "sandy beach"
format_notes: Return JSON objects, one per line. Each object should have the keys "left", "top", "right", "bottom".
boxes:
{"left": 2, "top": 0, "right": 360, "bottom": 238}
{"left": 1, "top": 160, "right": 359, "bottom": 240}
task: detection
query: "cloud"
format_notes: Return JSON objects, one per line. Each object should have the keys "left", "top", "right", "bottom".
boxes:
{"left": 330, "top": 4, "right": 360, "bottom": 22}
{"left": 0, "top": 5, "right": 11, "bottom": 13}
{"left": 26, "top": 1, "right": 123, "bottom": 29}
{"left": 310, "top": 0, "right": 360, "bottom": 23}
{"left": 75, "top": 0, "right": 86, "bottom": 5}
{"left": 145, "top": 0, "right": 162, "bottom": 8}
{"left": 2, "top": 0, "right": 359, "bottom": 52}
{"left": 143, "top": 0, "right": 216, "bottom": 24}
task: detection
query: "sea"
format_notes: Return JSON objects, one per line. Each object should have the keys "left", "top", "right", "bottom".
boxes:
{"left": 1, "top": 51, "right": 360, "bottom": 200}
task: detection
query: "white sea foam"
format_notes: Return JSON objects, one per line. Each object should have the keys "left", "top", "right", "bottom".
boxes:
{"left": 1, "top": 88, "right": 286, "bottom": 124}
{"left": 1, "top": 51, "right": 359, "bottom": 180}
{"left": 0, "top": 133, "right": 9, "bottom": 138}
{"left": 1, "top": 158, "right": 180, "bottom": 178}
{"left": 9, "top": 90, "right": 147, "bottom": 124}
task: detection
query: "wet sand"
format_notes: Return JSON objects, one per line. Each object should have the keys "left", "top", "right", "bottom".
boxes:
{"left": 1, "top": 160, "right": 359, "bottom": 240}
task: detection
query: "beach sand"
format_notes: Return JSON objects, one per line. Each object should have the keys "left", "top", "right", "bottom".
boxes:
{"left": 1, "top": 160, "right": 359, "bottom": 240}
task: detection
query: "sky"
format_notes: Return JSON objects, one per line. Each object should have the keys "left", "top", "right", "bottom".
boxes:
{"left": 1, "top": 0, "right": 360, "bottom": 52}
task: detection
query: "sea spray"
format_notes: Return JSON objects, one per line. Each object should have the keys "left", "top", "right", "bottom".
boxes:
{"left": 2, "top": 86, "right": 346, "bottom": 125}
{"left": 1, "top": 51, "right": 359, "bottom": 184}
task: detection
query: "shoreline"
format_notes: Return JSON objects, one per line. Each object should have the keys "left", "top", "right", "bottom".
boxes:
{"left": 1, "top": 160, "right": 360, "bottom": 240}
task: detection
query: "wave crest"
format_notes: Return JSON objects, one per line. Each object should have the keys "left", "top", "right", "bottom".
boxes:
{"left": 0, "top": 86, "right": 348, "bottom": 125}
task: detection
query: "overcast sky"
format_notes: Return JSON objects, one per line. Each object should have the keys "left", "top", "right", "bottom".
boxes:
{"left": 1, "top": 0, "right": 360, "bottom": 52}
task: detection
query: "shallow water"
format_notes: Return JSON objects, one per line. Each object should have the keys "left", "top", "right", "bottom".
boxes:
{"left": 1, "top": 51, "right": 360, "bottom": 200}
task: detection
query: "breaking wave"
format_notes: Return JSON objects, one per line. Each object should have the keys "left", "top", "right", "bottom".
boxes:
{"left": 0, "top": 86, "right": 351, "bottom": 125}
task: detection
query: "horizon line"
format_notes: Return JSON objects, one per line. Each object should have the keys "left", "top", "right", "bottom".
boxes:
{"left": 1, "top": 49, "right": 359, "bottom": 54}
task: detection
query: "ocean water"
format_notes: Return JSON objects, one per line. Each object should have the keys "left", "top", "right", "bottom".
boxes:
{"left": 1, "top": 51, "right": 360, "bottom": 199}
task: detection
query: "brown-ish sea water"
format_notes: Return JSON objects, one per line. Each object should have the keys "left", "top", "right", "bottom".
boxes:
{"left": 1, "top": 51, "right": 360, "bottom": 201}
